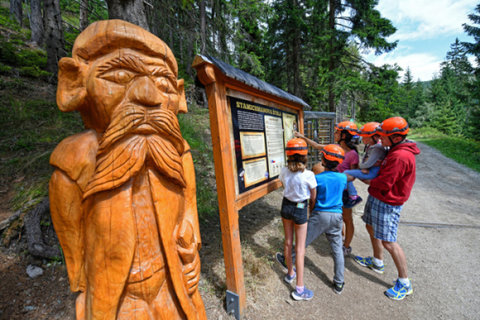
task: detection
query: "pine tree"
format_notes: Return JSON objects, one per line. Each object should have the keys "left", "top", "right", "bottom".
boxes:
{"left": 324, "top": 0, "right": 397, "bottom": 112}
{"left": 461, "top": 5, "right": 480, "bottom": 139}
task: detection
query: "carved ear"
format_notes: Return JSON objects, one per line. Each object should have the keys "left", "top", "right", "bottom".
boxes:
{"left": 56, "top": 57, "right": 87, "bottom": 112}
{"left": 177, "top": 78, "right": 188, "bottom": 114}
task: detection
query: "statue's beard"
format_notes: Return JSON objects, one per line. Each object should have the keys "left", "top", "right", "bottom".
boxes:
{"left": 84, "top": 104, "right": 185, "bottom": 199}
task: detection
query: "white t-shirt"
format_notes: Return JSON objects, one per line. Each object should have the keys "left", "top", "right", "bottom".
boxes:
{"left": 279, "top": 167, "right": 317, "bottom": 202}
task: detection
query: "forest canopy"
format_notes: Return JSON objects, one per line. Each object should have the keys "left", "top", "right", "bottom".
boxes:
{"left": 3, "top": 0, "right": 480, "bottom": 140}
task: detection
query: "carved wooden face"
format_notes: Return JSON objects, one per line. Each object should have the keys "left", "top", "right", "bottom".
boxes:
{"left": 84, "top": 48, "right": 182, "bottom": 132}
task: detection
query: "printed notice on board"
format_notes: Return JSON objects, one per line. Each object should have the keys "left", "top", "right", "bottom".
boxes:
{"left": 243, "top": 158, "right": 268, "bottom": 187}
{"left": 265, "top": 115, "right": 285, "bottom": 178}
{"left": 229, "top": 96, "right": 298, "bottom": 193}
{"left": 240, "top": 132, "right": 266, "bottom": 159}
{"left": 283, "top": 112, "right": 297, "bottom": 146}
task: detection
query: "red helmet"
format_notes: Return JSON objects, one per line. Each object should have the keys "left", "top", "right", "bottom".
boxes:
{"left": 335, "top": 121, "right": 358, "bottom": 135}
{"left": 285, "top": 138, "right": 308, "bottom": 156}
{"left": 321, "top": 144, "right": 345, "bottom": 164}
{"left": 377, "top": 117, "right": 409, "bottom": 136}
{"left": 358, "top": 122, "right": 381, "bottom": 137}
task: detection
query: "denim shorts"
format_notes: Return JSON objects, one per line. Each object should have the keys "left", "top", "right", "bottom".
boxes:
{"left": 280, "top": 197, "right": 308, "bottom": 225}
{"left": 362, "top": 195, "right": 402, "bottom": 242}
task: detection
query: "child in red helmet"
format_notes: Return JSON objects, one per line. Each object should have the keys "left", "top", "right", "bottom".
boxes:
{"left": 279, "top": 138, "right": 317, "bottom": 301}
{"left": 354, "top": 117, "right": 420, "bottom": 301}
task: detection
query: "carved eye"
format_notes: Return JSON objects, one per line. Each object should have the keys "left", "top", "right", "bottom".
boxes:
{"left": 153, "top": 76, "right": 175, "bottom": 93}
{"left": 100, "top": 69, "right": 137, "bottom": 84}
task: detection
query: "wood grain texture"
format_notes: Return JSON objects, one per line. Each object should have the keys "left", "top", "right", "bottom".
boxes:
{"left": 50, "top": 20, "right": 206, "bottom": 320}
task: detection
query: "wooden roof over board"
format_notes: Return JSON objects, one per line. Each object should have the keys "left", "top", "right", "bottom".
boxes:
{"left": 193, "top": 54, "right": 310, "bottom": 109}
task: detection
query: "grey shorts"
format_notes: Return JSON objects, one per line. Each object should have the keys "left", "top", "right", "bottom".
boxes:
{"left": 281, "top": 197, "right": 308, "bottom": 225}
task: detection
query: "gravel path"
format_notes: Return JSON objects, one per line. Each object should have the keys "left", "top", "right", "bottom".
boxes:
{"left": 202, "top": 141, "right": 480, "bottom": 320}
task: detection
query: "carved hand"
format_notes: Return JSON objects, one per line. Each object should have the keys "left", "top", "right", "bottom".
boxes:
{"left": 177, "top": 220, "right": 201, "bottom": 295}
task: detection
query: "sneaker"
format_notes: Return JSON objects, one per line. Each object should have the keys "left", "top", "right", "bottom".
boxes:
{"left": 353, "top": 256, "right": 384, "bottom": 274}
{"left": 275, "top": 252, "right": 288, "bottom": 273}
{"left": 344, "top": 196, "right": 363, "bottom": 208}
{"left": 384, "top": 279, "right": 413, "bottom": 300}
{"left": 332, "top": 282, "right": 344, "bottom": 295}
{"left": 284, "top": 271, "right": 296, "bottom": 284}
{"left": 343, "top": 246, "right": 352, "bottom": 256}
{"left": 291, "top": 287, "right": 314, "bottom": 301}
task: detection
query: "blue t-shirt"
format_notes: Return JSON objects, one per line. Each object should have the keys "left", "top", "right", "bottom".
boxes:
{"left": 313, "top": 171, "right": 347, "bottom": 213}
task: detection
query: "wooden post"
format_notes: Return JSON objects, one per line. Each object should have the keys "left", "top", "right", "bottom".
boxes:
{"left": 196, "top": 64, "right": 246, "bottom": 315}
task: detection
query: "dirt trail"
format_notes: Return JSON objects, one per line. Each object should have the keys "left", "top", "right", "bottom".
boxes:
{"left": 1, "top": 141, "right": 479, "bottom": 319}
{"left": 203, "top": 141, "right": 480, "bottom": 320}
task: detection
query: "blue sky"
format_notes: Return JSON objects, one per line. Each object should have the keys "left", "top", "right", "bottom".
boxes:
{"left": 364, "top": 0, "right": 479, "bottom": 82}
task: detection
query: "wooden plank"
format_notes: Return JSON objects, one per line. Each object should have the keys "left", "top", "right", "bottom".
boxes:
{"left": 195, "top": 62, "right": 246, "bottom": 315}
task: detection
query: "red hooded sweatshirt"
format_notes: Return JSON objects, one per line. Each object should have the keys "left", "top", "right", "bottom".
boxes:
{"left": 368, "top": 140, "right": 421, "bottom": 206}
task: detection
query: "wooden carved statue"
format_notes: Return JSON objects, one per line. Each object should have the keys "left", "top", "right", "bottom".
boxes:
{"left": 49, "top": 20, "right": 206, "bottom": 320}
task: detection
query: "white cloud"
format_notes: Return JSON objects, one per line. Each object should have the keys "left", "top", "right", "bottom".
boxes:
{"left": 368, "top": 52, "right": 442, "bottom": 82}
{"left": 378, "top": 0, "right": 478, "bottom": 41}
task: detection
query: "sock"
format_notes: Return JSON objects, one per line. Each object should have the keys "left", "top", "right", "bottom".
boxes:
{"left": 296, "top": 286, "right": 304, "bottom": 294}
{"left": 372, "top": 257, "right": 384, "bottom": 266}
{"left": 398, "top": 278, "right": 410, "bottom": 287}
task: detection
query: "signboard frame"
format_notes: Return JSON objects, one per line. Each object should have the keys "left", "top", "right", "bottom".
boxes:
{"left": 192, "top": 55, "right": 308, "bottom": 318}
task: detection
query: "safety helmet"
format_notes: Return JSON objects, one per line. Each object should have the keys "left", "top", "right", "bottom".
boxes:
{"left": 358, "top": 122, "right": 381, "bottom": 137}
{"left": 335, "top": 121, "right": 358, "bottom": 135}
{"left": 285, "top": 138, "right": 308, "bottom": 156}
{"left": 377, "top": 117, "right": 409, "bottom": 136}
{"left": 321, "top": 144, "right": 345, "bottom": 164}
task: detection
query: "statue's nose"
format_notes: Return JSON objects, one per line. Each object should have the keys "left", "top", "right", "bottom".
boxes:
{"left": 127, "top": 76, "right": 162, "bottom": 107}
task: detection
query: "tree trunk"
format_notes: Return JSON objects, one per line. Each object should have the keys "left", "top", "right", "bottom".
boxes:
{"left": 44, "top": 0, "right": 66, "bottom": 75}
{"left": 29, "top": 0, "right": 44, "bottom": 46}
{"left": 24, "top": 198, "right": 62, "bottom": 259}
{"left": 200, "top": 0, "right": 206, "bottom": 54}
{"left": 79, "top": 0, "right": 89, "bottom": 30}
{"left": 328, "top": 0, "right": 336, "bottom": 113}
{"left": 10, "top": 0, "right": 22, "bottom": 25}
{"left": 106, "top": 0, "right": 149, "bottom": 31}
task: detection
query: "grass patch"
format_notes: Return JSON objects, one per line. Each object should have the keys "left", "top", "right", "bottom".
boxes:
{"left": 178, "top": 107, "right": 218, "bottom": 221}
{"left": 410, "top": 127, "right": 480, "bottom": 173}
{"left": 0, "top": 80, "right": 83, "bottom": 211}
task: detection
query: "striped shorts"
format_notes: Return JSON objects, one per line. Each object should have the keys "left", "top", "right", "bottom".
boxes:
{"left": 362, "top": 195, "right": 403, "bottom": 242}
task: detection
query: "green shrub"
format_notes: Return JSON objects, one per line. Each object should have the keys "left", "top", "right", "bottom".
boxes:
{"left": 19, "top": 66, "right": 50, "bottom": 79}
{"left": 0, "top": 63, "right": 12, "bottom": 74}
{"left": 0, "top": 38, "right": 20, "bottom": 66}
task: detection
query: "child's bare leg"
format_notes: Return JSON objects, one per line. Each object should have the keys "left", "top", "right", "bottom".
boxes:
{"left": 294, "top": 222, "right": 308, "bottom": 287}
{"left": 343, "top": 208, "right": 354, "bottom": 249}
{"left": 282, "top": 218, "right": 295, "bottom": 276}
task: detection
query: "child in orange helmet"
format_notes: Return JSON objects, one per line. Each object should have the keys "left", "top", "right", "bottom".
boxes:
{"left": 295, "top": 121, "right": 359, "bottom": 257}
{"left": 277, "top": 144, "right": 348, "bottom": 294}
{"left": 343, "top": 122, "right": 386, "bottom": 208}
{"left": 354, "top": 117, "right": 420, "bottom": 301}
{"left": 279, "top": 138, "right": 317, "bottom": 301}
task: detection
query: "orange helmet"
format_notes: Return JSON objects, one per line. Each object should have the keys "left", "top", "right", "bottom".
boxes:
{"left": 335, "top": 121, "right": 358, "bottom": 135}
{"left": 321, "top": 144, "right": 345, "bottom": 164}
{"left": 377, "top": 117, "right": 409, "bottom": 136}
{"left": 285, "top": 138, "right": 308, "bottom": 156}
{"left": 358, "top": 122, "right": 381, "bottom": 137}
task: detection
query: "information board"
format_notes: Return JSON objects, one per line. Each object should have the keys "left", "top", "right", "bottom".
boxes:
{"left": 229, "top": 96, "right": 298, "bottom": 193}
